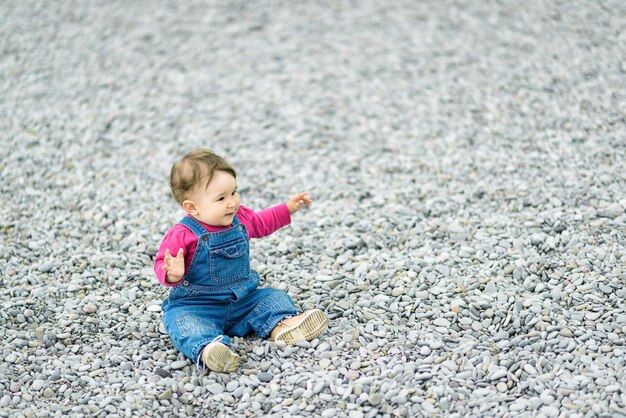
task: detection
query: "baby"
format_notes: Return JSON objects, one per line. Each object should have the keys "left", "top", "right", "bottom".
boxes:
{"left": 154, "top": 149, "right": 328, "bottom": 373}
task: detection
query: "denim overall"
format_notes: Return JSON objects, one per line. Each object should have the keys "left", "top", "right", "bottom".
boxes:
{"left": 161, "top": 215, "right": 298, "bottom": 365}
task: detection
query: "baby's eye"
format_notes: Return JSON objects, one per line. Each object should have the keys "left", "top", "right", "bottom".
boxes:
{"left": 232, "top": 190, "right": 238, "bottom": 195}
{"left": 217, "top": 197, "right": 225, "bottom": 201}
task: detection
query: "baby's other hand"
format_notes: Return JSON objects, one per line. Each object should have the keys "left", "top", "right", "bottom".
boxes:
{"left": 287, "top": 192, "right": 313, "bottom": 215}
{"left": 163, "top": 248, "right": 185, "bottom": 283}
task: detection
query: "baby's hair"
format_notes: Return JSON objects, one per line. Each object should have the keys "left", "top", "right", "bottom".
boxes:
{"left": 170, "top": 149, "right": 236, "bottom": 205}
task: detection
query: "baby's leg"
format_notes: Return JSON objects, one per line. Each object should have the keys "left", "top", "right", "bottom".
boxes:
{"left": 162, "top": 303, "right": 233, "bottom": 368}
{"left": 228, "top": 288, "right": 298, "bottom": 338}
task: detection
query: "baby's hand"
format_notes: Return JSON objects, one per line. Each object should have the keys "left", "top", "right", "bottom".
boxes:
{"left": 287, "top": 192, "right": 313, "bottom": 215}
{"left": 163, "top": 248, "right": 185, "bottom": 283}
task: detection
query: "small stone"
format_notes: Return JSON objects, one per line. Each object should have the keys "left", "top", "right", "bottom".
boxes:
{"left": 321, "top": 408, "right": 337, "bottom": 418}
{"left": 541, "top": 406, "right": 559, "bottom": 418}
{"left": 496, "top": 382, "right": 508, "bottom": 392}
{"left": 257, "top": 372, "right": 273, "bottom": 383}
{"left": 295, "top": 340, "right": 311, "bottom": 348}
{"left": 38, "top": 262, "right": 54, "bottom": 273}
{"left": 422, "top": 401, "right": 435, "bottom": 413}
{"left": 391, "top": 287, "right": 405, "bottom": 297}
{"left": 350, "top": 360, "right": 361, "bottom": 370}
{"left": 171, "top": 360, "right": 187, "bottom": 370}
{"left": 484, "top": 281, "right": 497, "bottom": 294}
{"left": 415, "top": 291, "right": 429, "bottom": 300}
{"left": 155, "top": 368, "right": 172, "bottom": 378}
{"left": 605, "top": 385, "right": 620, "bottom": 393}
{"left": 494, "top": 331, "right": 509, "bottom": 341}
{"left": 368, "top": 393, "right": 382, "bottom": 406}
{"left": 491, "top": 369, "right": 507, "bottom": 381}
{"left": 433, "top": 318, "right": 450, "bottom": 327}
{"left": 448, "top": 222, "right": 465, "bottom": 234}
{"left": 31, "top": 380, "right": 45, "bottom": 391}
{"left": 158, "top": 390, "right": 172, "bottom": 400}
{"left": 320, "top": 358, "right": 331, "bottom": 368}
{"left": 531, "top": 234, "right": 544, "bottom": 245}
{"left": 207, "top": 383, "right": 224, "bottom": 395}
{"left": 354, "top": 263, "right": 368, "bottom": 278}
{"left": 317, "top": 342, "right": 330, "bottom": 352}
{"left": 346, "top": 370, "right": 359, "bottom": 380}
{"left": 523, "top": 364, "right": 538, "bottom": 375}
{"left": 510, "top": 401, "right": 527, "bottom": 412}
{"left": 559, "top": 329, "right": 572, "bottom": 337}
{"left": 82, "top": 303, "right": 97, "bottom": 314}
{"left": 605, "top": 202, "right": 624, "bottom": 218}
{"left": 366, "top": 342, "right": 378, "bottom": 351}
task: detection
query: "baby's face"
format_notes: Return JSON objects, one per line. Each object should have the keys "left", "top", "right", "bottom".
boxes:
{"left": 188, "top": 170, "right": 240, "bottom": 226}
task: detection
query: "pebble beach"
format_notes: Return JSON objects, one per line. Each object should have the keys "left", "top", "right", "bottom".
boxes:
{"left": 1, "top": 1, "right": 625, "bottom": 417}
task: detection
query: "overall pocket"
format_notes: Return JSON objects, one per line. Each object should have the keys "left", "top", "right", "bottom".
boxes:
{"left": 208, "top": 239, "right": 250, "bottom": 284}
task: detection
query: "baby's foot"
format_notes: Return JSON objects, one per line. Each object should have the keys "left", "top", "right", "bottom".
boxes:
{"left": 270, "top": 309, "right": 328, "bottom": 344}
{"left": 201, "top": 341, "right": 241, "bottom": 373}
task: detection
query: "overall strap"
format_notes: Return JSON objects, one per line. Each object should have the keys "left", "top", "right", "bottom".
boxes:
{"left": 179, "top": 216, "right": 208, "bottom": 238}
{"left": 179, "top": 215, "right": 241, "bottom": 235}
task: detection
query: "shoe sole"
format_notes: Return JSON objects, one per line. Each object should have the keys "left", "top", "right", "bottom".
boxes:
{"left": 275, "top": 310, "right": 328, "bottom": 344}
{"left": 203, "top": 343, "right": 241, "bottom": 373}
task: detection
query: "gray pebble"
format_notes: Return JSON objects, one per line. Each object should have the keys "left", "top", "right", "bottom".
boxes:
{"left": 170, "top": 361, "right": 187, "bottom": 370}
{"left": 207, "top": 383, "right": 224, "bottom": 395}
{"left": 257, "top": 372, "right": 273, "bottom": 383}
{"left": 541, "top": 406, "right": 560, "bottom": 418}
{"left": 31, "top": 380, "right": 45, "bottom": 391}
{"left": 433, "top": 318, "right": 450, "bottom": 327}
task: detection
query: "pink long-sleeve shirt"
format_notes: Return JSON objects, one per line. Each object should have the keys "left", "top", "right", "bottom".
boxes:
{"left": 154, "top": 204, "right": 291, "bottom": 287}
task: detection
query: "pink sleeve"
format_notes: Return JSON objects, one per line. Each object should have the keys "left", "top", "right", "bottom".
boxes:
{"left": 153, "top": 225, "right": 198, "bottom": 287}
{"left": 237, "top": 204, "right": 292, "bottom": 239}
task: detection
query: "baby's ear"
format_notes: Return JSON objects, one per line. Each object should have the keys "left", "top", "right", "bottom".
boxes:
{"left": 182, "top": 200, "right": 197, "bottom": 215}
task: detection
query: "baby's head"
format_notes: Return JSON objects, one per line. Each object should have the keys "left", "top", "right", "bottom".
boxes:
{"left": 170, "top": 148, "right": 236, "bottom": 204}
{"left": 170, "top": 149, "right": 240, "bottom": 225}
